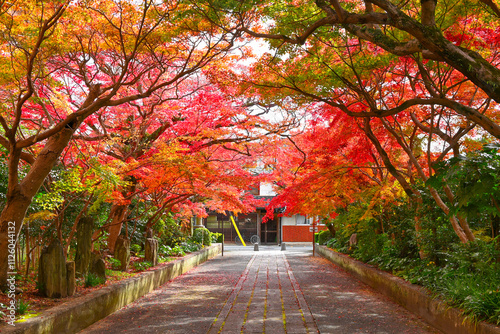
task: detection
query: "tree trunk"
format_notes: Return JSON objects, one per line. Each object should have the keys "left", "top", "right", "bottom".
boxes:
{"left": 414, "top": 217, "right": 427, "bottom": 259}
{"left": 325, "top": 221, "right": 336, "bottom": 237}
{"left": 0, "top": 195, "right": 34, "bottom": 288}
{"left": 106, "top": 177, "right": 136, "bottom": 254}
{"left": 0, "top": 128, "right": 74, "bottom": 288}
{"left": 107, "top": 204, "right": 129, "bottom": 254}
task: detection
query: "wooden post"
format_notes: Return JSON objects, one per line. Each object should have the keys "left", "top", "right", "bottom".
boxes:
{"left": 312, "top": 216, "right": 316, "bottom": 257}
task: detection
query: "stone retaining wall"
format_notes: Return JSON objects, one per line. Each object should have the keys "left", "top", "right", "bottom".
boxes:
{"left": 2, "top": 244, "right": 221, "bottom": 334}
{"left": 316, "top": 245, "right": 500, "bottom": 334}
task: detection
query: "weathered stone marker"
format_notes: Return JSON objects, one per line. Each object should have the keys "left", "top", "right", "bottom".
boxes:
{"left": 38, "top": 239, "right": 68, "bottom": 298}
{"left": 89, "top": 252, "right": 107, "bottom": 283}
{"left": 66, "top": 261, "right": 76, "bottom": 296}
{"left": 75, "top": 216, "right": 94, "bottom": 276}
{"left": 145, "top": 238, "right": 159, "bottom": 266}
{"left": 349, "top": 233, "right": 358, "bottom": 248}
{"left": 114, "top": 236, "right": 130, "bottom": 271}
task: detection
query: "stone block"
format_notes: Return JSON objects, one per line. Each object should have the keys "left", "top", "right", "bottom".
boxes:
{"left": 114, "top": 236, "right": 130, "bottom": 271}
{"left": 89, "top": 252, "right": 106, "bottom": 283}
{"left": 75, "top": 217, "right": 94, "bottom": 276}
{"left": 66, "top": 261, "right": 76, "bottom": 296}
{"left": 38, "top": 239, "right": 67, "bottom": 298}
{"left": 145, "top": 238, "right": 158, "bottom": 266}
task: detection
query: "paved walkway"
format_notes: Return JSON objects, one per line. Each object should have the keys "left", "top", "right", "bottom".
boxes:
{"left": 80, "top": 246, "right": 441, "bottom": 334}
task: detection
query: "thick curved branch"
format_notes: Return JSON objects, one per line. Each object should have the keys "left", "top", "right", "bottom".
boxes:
{"left": 240, "top": 0, "right": 500, "bottom": 103}
{"left": 479, "top": 0, "right": 500, "bottom": 17}
{"left": 409, "top": 112, "right": 451, "bottom": 142}
{"left": 0, "top": 137, "right": 35, "bottom": 164}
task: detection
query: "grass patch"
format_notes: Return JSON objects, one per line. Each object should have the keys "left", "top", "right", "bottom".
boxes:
{"left": 133, "top": 261, "right": 153, "bottom": 272}
{"left": 16, "top": 298, "right": 30, "bottom": 315}
{"left": 158, "top": 256, "right": 173, "bottom": 264}
{"left": 105, "top": 269, "right": 134, "bottom": 281}
{"left": 84, "top": 273, "right": 105, "bottom": 287}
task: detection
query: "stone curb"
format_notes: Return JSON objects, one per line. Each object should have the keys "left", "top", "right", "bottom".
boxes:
{"left": 316, "top": 245, "right": 500, "bottom": 334}
{"left": 1, "top": 244, "right": 221, "bottom": 334}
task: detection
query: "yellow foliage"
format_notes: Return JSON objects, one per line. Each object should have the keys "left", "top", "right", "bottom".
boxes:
{"left": 25, "top": 211, "right": 57, "bottom": 223}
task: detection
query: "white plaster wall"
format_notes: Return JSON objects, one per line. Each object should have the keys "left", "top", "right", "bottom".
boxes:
{"left": 281, "top": 216, "right": 296, "bottom": 226}
{"left": 259, "top": 182, "right": 276, "bottom": 196}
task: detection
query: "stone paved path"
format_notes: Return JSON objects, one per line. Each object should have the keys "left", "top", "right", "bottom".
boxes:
{"left": 207, "top": 252, "right": 317, "bottom": 334}
{"left": 80, "top": 246, "right": 441, "bottom": 334}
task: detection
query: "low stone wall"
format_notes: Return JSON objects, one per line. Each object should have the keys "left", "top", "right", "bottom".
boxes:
{"left": 2, "top": 244, "right": 221, "bottom": 334}
{"left": 316, "top": 245, "right": 500, "bottom": 334}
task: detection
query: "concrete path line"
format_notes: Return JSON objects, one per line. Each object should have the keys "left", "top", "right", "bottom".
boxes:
{"left": 208, "top": 251, "right": 318, "bottom": 334}
{"left": 206, "top": 254, "right": 257, "bottom": 333}
{"left": 283, "top": 254, "right": 319, "bottom": 333}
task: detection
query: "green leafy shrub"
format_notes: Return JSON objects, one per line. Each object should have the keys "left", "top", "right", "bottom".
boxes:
{"left": 133, "top": 261, "right": 153, "bottom": 271}
{"left": 428, "top": 144, "right": 500, "bottom": 239}
{"left": 193, "top": 228, "right": 212, "bottom": 246}
{"left": 181, "top": 240, "right": 201, "bottom": 253}
{"left": 108, "top": 257, "right": 121, "bottom": 270}
{"left": 317, "top": 230, "right": 333, "bottom": 245}
{"left": 85, "top": 272, "right": 105, "bottom": 287}
{"left": 438, "top": 268, "right": 500, "bottom": 324}
{"left": 130, "top": 244, "right": 141, "bottom": 255}
{"left": 158, "top": 256, "right": 172, "bottom": 264}
{"left": 353, "top": 233, "right": 388, "bottom": 263}
{"left": 155, "top": 213, "right": 185, "bottom": 247}
{"left": 159, "top": 244, "right": 188, "bottom": 257}
{"left": 170, "top": 245, "right": 186, "bottom": 257}
{"left": 159, "top": 244, "right": 172, "bottom": 256}
{"left": 211, "top": 232, "right": 223, "bottom": 243}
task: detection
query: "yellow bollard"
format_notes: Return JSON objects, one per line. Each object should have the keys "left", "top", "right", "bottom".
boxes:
{"left": 230, "top": 215, "right": 246, "bottom": 246}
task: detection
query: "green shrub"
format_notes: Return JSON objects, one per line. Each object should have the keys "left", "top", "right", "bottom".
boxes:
{"left": 193, "top": 228, "right": 212, "bottom": 246}
{"left": 108, "top": 257, "right": 121, "bottom": 270}
{"left": 155, "top": 213, "right": 185, "bottom": 247}
{"left": 326, "top": 237, "right": 349, "bottom": 253}
{"left": 370, "top": 238, "right": 500, "bottom": 324}
{"left": 317, "top": 230, "right": 333, "bottom": 245}
{"left": 85, "top": 272, "right": 105, "bottom": 287}
{"left": 16, "top": 299, "right": 30, "bottom": 315}
{"left": 320, "top": 182, "right": 500, "bottom": 325}
{"left": 181, "top": 240, "right": 201, "bottom": 253}
{"left": 170, "top": 245, "right": 186, "bottom": 257}
{"left": 158, "top": 256, "right": 172, "bottom": 264}
{"left": 352, "top": 232, "right": 388, "bottom": 263}
{"left": 160, "top": 243, "right": 193, "bottom": 256}
{"left": 133, "top": 261, "right": 153, "bottom": 271}
{"left": 159, "top": 245, "right": 172, "bottom": 256}
{"left": 211, "top": 232, "right": 223, "bottom": 243}
{"left": 439, "top": 269, "right": 500, "bottom": 324}
{"left": 130, "top": 244, "right": 141, "bottom": 255}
